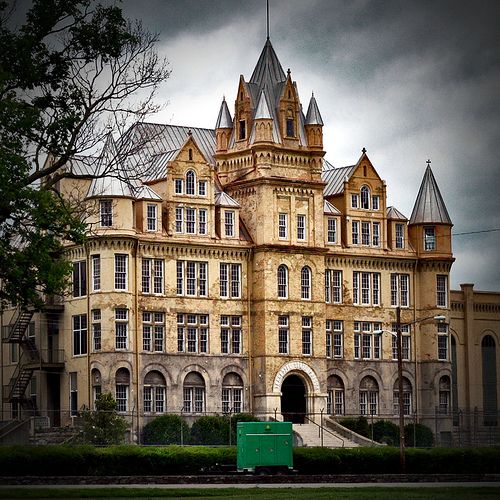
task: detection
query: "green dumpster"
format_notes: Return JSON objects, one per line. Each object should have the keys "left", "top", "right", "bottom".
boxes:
{"left": 236, "top": 421, "right": 293, "bottom": 472}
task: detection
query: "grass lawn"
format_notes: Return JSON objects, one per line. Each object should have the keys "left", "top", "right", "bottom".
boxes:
{"left": 0, "top": 487, "right": 499, "bottom": 499}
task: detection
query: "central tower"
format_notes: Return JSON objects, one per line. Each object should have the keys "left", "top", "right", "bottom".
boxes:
{"left": 214, "top": 39, "right": 329, "bottom": 418}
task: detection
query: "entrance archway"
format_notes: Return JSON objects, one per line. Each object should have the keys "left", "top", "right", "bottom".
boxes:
{"left": 281, "top": 374, "right": 306, "bottom": 423}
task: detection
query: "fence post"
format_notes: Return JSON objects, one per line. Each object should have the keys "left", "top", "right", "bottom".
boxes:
{"left": 434, "top": 406, "right": 438, "bottom": 447}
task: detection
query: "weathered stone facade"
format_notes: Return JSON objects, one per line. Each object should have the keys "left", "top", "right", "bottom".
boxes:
{"left": 3, "top": 38, "right": 480, "bottom": 443}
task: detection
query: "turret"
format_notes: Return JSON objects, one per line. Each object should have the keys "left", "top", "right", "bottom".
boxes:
{"left": 215, "top": 97, "right": 233, "bottom": 152}
{"left": 408, "top": 161, "right": 453, "bottom": 258}
{"left": 305, "top": 93, "right": 324, "bottom": 149}
{"left": 251, "top": 90, "right": 274, "bottom": 144}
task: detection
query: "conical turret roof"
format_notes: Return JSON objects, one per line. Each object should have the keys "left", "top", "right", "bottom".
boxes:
{"left": 215, "top": 97, "right": 233, "bottom": 129}
{"left": 305, "top": 93, "right": 323, "bottom": 125}
{"left": 254, "top": 90, "right": 273, "bottom": 119}
{"left": 249, "top": 38, "right": 286, "bottom": 90}
{"left": 409, "top": 165, "right": 452, "bottom": 225}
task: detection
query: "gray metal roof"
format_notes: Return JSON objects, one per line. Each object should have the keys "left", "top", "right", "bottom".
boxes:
{"left": 254, "top": 90, "right": 273, "bottom": 119}
{"left": 387, "top": 206, "right": 407, "bottom": 220}
{"left": 118, "top": 123, "right": 216, "bottom": 172}
{"left": 134, "top": 184, "right": 162, "bottom": 201}
{"left": 215, "top": 191, "right": 241, "bottom": 208}
{"left": 409, "top": 165, "right": 452, "bottom": 225}
{"left": 215, "top": 98, "right": 233, "bottom": 129}
{"left": 322, "top": 163, "right": 357, "bottom": 196}
{"left": 305, "top": 94, "right": 323, "bottom": 126}
{"left": 250, "top": 38, "right": 287, "bottom": 90}
{"left": 324, "top": 200, "right": 341, "bottom": 214}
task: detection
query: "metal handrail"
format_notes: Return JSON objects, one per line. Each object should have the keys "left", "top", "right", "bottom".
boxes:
{"left": 304, "top": 413, "right": 345, "bottom": 447}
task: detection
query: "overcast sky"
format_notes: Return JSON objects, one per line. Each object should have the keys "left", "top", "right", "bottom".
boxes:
{"left": 13, "top": 0, "right": 500, "bottom": 292}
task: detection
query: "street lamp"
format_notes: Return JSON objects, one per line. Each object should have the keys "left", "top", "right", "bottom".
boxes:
{"left": 374, "top": 308, "right": 446, "bottom": 473}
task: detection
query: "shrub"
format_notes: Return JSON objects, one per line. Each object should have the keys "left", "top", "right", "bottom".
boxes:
{"left": 404, "top": 422, "right": 434, "bottom": 447}
{"left": 142, "top": 414, "right": 190, "bottom": 445}
{"left": 230, "top": 413, "right": 260, "bottom": 443}
{"left": 371, "top": 420, "right": 400, "bottom": 446}
{"left": 190, "top": 415, "right": 231, "bottom": 445}
{"left": 339, "top": 416, "right": 370, "bottom": 438}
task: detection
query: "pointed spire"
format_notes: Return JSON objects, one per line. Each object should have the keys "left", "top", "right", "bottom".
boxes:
{"left": 215, "top": 97, "right": 233, "bottom": 129}
{"left": 254, "top": 90, "right": 272, "bottom": 119}
{"left": 249, "top": 38, "right": 286, "bottom": 89}
{"left": 305, "top": 93, "right": 323, "bottom": 125}
{"left": 409, "top": 163, "right": 452, "bottom": 225}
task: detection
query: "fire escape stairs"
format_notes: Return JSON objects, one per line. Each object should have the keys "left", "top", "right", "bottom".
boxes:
{"left": 2, "top": 308, "right": 39, "bottom": 413}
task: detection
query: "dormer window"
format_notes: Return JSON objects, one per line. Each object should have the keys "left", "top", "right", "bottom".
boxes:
{"left": 360, "top": 186, "right": 370, "bottom": 209}
{"left": 186, "top": 170, "right": 195, "bottom": 195}
{"left": 224, "top": 210, "right": 235, "bottom": 237}
{"left": 424, "top": 226, "right": 436, "bottom": 251}
{"left": 239, "top": 119, "right": 246, "bottom": 140}
{"left": 395, "top": 223, "right": 405, "bottom": 249}
{"left": 100, "top": 200, "right": 112, "bottom": 227}
{"left": 146, "top": 204, "right": 157, "bottom": 232}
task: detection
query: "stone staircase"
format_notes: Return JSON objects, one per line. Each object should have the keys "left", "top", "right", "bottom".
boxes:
{"left": 293, "top": 422, "right": 359, "bottom": 448}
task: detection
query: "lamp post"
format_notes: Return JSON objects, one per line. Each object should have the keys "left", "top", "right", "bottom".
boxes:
{"left": 375, "top": 310, "right": 446, "bottom": 474}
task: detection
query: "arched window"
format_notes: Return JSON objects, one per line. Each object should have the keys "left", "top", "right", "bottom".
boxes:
{"left": 185, "top": 170, "right": 195, "bottom": 195}
{"left": 301, "top": 266, "right": 311, "bottom": 300}
{"left": 482, "top": 335, "right": 498, "bottom": 425}
{"left": 277, "top": 265, "right": 288, "bottom": 299}
{"left": 183, "top": 372, "right": 205, "bottom": 413}
{"left": 393, "top": 377, "right": 412, "bottom": 416}
{"left": 91, "top": 368, "right": 101, "bottom": 408}
{"left": 115, "top": 368, "right": 130, "bottom": 413}
{"left": 286, "top": 109, "right": 295, "bottom": 137}
{"left": 327, "top": 375, "right": 345, "bottom": 415}
{"left": 144, "top": 370, "right": 166, "bottom": 414}
{"left": 222, "top": 372, "right": 243, "bottom": 414}
{"left": 438, "top": 375, "right": 451, "bottom": 414}
{"left": 359, "top": 376, "right": 378, "bottom": 415}
{"left": 360, "top": 186, "right": 370, "bottom": 209}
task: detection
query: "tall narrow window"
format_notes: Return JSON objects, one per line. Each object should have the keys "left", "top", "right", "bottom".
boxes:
{"left": 198, "top": 208, "right": 207, "bottom": 235}
{"left": 333, "top": 320, "right": 343, "bottom": 358}
{"left": 424, "top": 226, "right": 436, "bottom": 251}
{"left": 327, "top": 217, "right": 336, "bottom": 243}
{"left": 220, "top": 316, "right": 242, "bottom": 354}
{"left": 437, "top": 275, "right": 448, "bottom": 307}
{"left": 143, "top": 371, "right": 166, "bottom": 414}
{"left": 115, "top": 308, "right": 128, "bottom": 350}
{"left": 114, "top": 254, "right": 128, "bottom": 290}
{"left": 438, "top": 376, "right": 451, "bottom": 414}
{"left": 437, "top": 323, "right": 448, "bottom": 360}
{"left": 391, "top": 274, "right": 410, "bottom": 307}
{"left": 297, "top": 214, "right": 305, "bottom": 241}
{"left": 278, "top": 213, "right": 288, "bottom": 239}
{"left": 175, "top": 207, "right": 183, "bottom": 233}
{"left": 225, "top": 210, "right": 235, "bottom": 237}
{"left": 70, "top": 372, "right": 78, "bottom": 416}
{"left": 359, "top": 376, "right": 379, "bottom": 415}
{"left": 482, "top": 335, "right": 498, "bottom": 426}
{"left": 72, "top": 314, "right": 87, "bottom": 356}
{"left": 352, "top": 221, "right": 359, "bottom": 245}
{"left": 174, "top": 178, "right": 183, "bottom": 194}
{"left": 325, "top": 269, "right": 342, "bottom": 304}
{"left": 183, "top": 372, "right": 205, "bottom": 413}
{"left": 92, "top": 309, "right": 101, "bottom": 352}
{"left": 92, "top": 255, "right": 100, "bottom": 291}
{"left": 326, "top": 320, "right": 332, "bottom": 358}
{"left": 222, "top": 373, "right": 243, "bottom": 413}
{"left": 361, "top": 221, "right": 370, "bottom": 245}
{"left": 302, "top": 317, "right": 312, "bottom": 355}
{"left": 360, "top": 186, "right": 370, "bottom": 209}
{"left": 147, "top": 204, "right": 157, "bottom": 231}
{"left": 198, "top": 180, "right": 207, "bottom": 196}
{"left": 278, "top": 316, "right": 289, "bottom": 354}
{"left": 115, "top": 368, "right": 130, "bottom": 413}
{"left": 239, "top": 119, "right": 246, "bottom": 140}
{"left": 100, "top": 200, "right": 112, "bottom": 227}
{"left": 73, "top": 261, "right": 87, "bottom": 297}
{"left": 286, "top": 117, "right": 295, "bottom": 137}
{"left": 186, "top": 170, "right": 195, "bottom": 195}
{"left": 186, "top": 207, "right": 196, "bottom": 234}
{"left": 395, "top": 223, "right": 404, "bottom": 249}
{"left": 301, "top": 266, "right": 311, "bottom": 300}
{"left": 372, "top": 222, "right": 380, "bottom": 246}
{"left": 372, "top": 195, "right": 380, "bottom": 210}
{"left": 277, "top": 265, "right": 288, "bottom": 299}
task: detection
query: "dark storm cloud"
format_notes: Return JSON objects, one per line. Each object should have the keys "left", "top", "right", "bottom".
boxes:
{"left": 6, "top": 0, "right": 500, "bottom": 290}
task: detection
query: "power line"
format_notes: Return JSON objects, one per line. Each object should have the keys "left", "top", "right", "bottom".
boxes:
{"left": 452, "top": 228, "right": 500, "bottom": 236}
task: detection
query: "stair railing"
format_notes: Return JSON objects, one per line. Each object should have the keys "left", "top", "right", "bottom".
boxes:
{"left": 304, "top": 413, "right": 345, "bottom": 447}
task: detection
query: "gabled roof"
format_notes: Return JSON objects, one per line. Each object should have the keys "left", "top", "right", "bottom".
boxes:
{"left": 215, "top": 191, "right": 240, "bottom": 208}
{"left": 387, "top": 206, "right": 407, "bottom": 220}
{"left": 134, "top": 184, "right": 162, "bottom": 201}
{"left": 215, "top": 97, "right": 233, "bottom": 129}
{"left": 409, "top": 165, "right": 452, "bottom": 225}
{"left": 324, "top": 200, "right": 341, "bottom": 214}
{"left": 322, "top": 162, "right": 357, "bottom": 196}
{"left": 305, "top": 94, "right": 323, "bottom": 126}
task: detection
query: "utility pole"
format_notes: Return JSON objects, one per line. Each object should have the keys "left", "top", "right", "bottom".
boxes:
{"left": 396, "top": 305, "right": 406, "bottom": 473}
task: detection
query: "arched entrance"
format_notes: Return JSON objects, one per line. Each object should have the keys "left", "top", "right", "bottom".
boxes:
{"left": 281, "top": 374, "right": 306, "bottom": 423}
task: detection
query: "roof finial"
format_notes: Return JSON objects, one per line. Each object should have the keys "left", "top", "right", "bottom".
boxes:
{"left": 362, "top": 147, "right": 367, "bottom": 154}
{"left": 426, "top": 158, "right": 431, "bottom": 167}
{"left": 266, "top": 0, "right": 270, "bottom": 40}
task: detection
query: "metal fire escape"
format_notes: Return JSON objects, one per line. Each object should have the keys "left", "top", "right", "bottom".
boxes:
{"left": 2, "top": 308, "right": 64, "bottom": 415}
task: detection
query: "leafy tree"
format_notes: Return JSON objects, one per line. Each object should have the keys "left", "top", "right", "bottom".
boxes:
{"left": 405, "top": 422, "right": 434, "bottom": 447}
{"left": 80, "top": 392, "right": 128, "bottom": 445}
{"left": 0, "top": 0, "right": 169, "bottom": 310}
{"left": 370, "top": 419, "right": 400, "bottom": 446}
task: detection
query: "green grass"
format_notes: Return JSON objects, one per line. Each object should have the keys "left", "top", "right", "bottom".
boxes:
{"left": 0, "top": 487, "right": 499, "bottom": 500}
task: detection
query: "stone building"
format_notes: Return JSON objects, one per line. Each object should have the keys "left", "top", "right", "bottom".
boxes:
{"left": 2, "top": 37, "right": 476, "bottom": 442}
